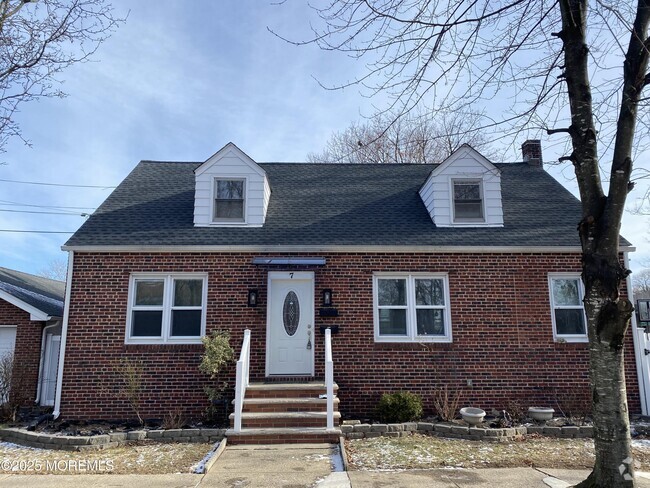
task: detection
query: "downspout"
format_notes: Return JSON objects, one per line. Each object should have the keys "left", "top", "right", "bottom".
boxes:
{"left": 35, "top": 321, "right": 59, "bottom": 405}
{"left": 625, "top": 252, "right": 648, "bottom": 416}
{"left": 53, "top": 251, "right": 74, "bottom": 419}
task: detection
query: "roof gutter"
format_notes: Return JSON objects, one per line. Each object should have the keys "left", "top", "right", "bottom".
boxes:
{"left": 53, "top": 251, "right": 74, "bottom": 420}
{"left": 62, "top": 244, "right": 635, "bottom": 253}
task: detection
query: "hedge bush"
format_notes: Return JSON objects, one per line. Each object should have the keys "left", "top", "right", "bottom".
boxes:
{"left": 376, "top": 391, "right": 423, "bottom": 423}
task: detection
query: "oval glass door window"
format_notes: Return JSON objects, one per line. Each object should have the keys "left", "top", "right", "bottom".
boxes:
{"left": 283, "top": 291, "right": 300, "bottom": 336}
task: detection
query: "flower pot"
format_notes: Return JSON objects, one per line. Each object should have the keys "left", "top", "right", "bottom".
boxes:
{"left": 460, "top": 407, "right": 486, "bottom": 426}
{"left": 528, "top": 407, "right": 554, "bottom": 422}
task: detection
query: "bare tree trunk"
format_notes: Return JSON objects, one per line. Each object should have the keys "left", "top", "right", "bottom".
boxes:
{"left": 577, "top": 255, "right": 635, "bottom": 487}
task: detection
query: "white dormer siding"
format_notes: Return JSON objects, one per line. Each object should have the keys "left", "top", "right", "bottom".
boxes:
{"left": 419, "top": 145, "right": 504, "bottom": 227}
{"left": 194, "top": 143, "right": 270, "bottom": 227}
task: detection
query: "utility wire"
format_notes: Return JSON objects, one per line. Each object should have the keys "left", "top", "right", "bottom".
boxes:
{"left": 0, "top": 178, "right": 116, "bottom": 189}
{"left": 0, "top": 199, "right": 96, "bottom": 211}
{"left": 0, "top": 209, "right": 89, "bottom": 216}
{"left": 0, "top": 229, "right": 75, "bottom": 234}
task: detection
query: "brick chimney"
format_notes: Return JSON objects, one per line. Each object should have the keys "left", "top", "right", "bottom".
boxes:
{"left": 521, "top": 140, "right": 543, "bottom": 167}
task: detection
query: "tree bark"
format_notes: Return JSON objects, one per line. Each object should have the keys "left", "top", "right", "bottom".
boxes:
{"left": 577, "top": 260, "right": 635, "bottom": 487}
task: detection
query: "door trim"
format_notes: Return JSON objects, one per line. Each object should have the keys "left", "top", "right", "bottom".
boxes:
{"left": 265, "top": 271, "right": 315, "bottom": 377}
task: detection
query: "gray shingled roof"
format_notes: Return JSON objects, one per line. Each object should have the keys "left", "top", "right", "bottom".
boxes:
{"left": 64, "top": 161, "right": 627, "bottom": 249}
{"left": 0, "top": 267, "right": 65, "bottom": 318}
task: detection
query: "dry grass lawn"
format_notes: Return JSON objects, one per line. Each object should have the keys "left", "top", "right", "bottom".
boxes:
{"left": 346, "top": 434, "right": 650, "bottom": 471}
{"left": 0, "top": 440, "right": 213, "bottom": 475}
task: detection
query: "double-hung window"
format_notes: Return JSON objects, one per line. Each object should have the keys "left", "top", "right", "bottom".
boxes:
{"left": 548, "top": 274, "right": 587, "bottom": 342}
{"left": 213, "top": 178, "right": 245, "bottom": 222}
{"left": 452, "top": 179, "right": 484, "bottom": 222}
{"left": 374, "top": 274, "right": 451, "bottom": 342}
{"left": 127, "top": 274, "right": 207, "bottom": 344}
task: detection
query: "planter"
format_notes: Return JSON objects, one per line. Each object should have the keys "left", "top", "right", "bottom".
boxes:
{"left": 460, "top": 407, "right": 486, "bottom": 426}
{"left": 528, "top": 407, "right": 554, "bottom": 422}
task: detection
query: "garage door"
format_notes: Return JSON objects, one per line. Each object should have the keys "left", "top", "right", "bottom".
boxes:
{"left": 0, "top": 326, "right": 17, "bottom": 358}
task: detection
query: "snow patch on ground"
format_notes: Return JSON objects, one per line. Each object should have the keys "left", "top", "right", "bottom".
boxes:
{"left": 0, "top": 441, "right": 43, "bottom": 451}
{"left": 331, "top": 445, "right": 345, "bottom": 472}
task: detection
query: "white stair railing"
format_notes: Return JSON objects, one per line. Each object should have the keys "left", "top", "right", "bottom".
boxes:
{"left": 233, "top": 329, "right": 251, "bottom": 433}
{"left": 324, "top": 328, "right": 335, "bottom": 431}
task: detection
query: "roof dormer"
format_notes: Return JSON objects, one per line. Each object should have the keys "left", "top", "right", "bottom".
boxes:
{"left": 419, "top": 144, "right": 504, "bottom": 227}
{"left": 193, "top": 143, "right": 271, "bottom": 227}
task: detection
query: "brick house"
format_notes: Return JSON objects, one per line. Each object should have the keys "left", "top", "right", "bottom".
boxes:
{"left": 0, "top": 267, "right": 64, "bottom": 409}
{"left": 54, "top": 141, "right": 649, "bottom": 443}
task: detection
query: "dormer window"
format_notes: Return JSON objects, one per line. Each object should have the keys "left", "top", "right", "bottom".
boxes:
{"left": 419, "top": 145, "right": 503, "bottom": 227}
{"left": 452, "top": 179, "right": 484, "bottom": 222}
{"left": 213, "top": 178, "right": 245, "bottom": 222}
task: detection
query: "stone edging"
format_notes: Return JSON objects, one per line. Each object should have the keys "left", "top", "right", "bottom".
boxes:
{"left": 0, "top": 427, "right": 226, "bottom": 451}
{"left": 341, "top": 421, "right": 593, "bottom": 442}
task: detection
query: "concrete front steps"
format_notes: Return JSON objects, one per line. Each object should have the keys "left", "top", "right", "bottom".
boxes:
{"left": 226, "top": 382, "right": 341, "bottom": 444}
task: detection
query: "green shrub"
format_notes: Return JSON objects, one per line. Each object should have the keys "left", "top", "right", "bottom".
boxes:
{"left": 199, "top": 330, "right": 234, "bottom": 423}
{"left": 200, "top": 330, "right": 234, "bottom": 379}
{"left": 376, "top": 391, "right": 423, "bottom": 423}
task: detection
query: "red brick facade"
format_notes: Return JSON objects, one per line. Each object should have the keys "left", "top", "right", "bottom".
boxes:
{"left": 0, "top": 299, "right": 44, "bottom": 405}
{"left": 59, "top": 251, "right": 642, "bottom": 420}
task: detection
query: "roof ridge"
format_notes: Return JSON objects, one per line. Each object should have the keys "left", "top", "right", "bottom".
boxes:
{"left": 0, "top": 266, "right": 65, "bottom": 285}
{"left": 139, "top": 160, "right": 201, "bottom": 164}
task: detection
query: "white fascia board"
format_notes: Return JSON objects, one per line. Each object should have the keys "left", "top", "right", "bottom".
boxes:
{"left": 0, "top": 289, "right": 51, "bottom": 321}
{"left": 59, "top": 244, "right": 620, "bottom": 254}
{"left": 194, "top": 142, "right": 266, "bottom": 178}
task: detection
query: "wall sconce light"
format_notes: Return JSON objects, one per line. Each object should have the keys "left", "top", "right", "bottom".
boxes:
{"left": 322, "top": 289, "right": 333, "bottom": 306}
{"left": 248, "top": 289, "right": 259, "bottom": 307}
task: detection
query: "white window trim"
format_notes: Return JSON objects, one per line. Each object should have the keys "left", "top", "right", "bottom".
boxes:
{"left": 548, "top": 273, "right": 588, "bottom": 343}
{"left": 450, "top": 177, "right": 486, "bottom": 224}
{"left": 125, "top": 273, "right": 208, "bottom": 345}
{"left": 211, "top": 176, "right": 248, "bottom": 225}
{"left": 373, "top": 272, "right": 452, "bottom": 343}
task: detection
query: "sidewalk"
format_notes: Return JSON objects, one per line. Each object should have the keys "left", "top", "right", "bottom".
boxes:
{"left": 3, "top": 444, "right": 650, "bottom": 487}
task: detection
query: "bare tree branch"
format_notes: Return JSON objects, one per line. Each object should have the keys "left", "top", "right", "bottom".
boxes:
{"left": 0, "top": 0, "right": 124, "bottom": 153}
{"left": 308, "top": 109, "right": 499, "bottom": 164}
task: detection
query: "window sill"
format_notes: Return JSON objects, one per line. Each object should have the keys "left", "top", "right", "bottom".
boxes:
{"left": 125, "top": 339, "right": 203, "bottom": 345}
{"left": 436, "top": 222, "right": 504, "bottom": 228}
{"left": 194, "top": 222, "right": 263, "bottom": 228}
{"left": 554, "top": 337, "right": 588, "bottom": 343}
{"left": 374, "top": 336, "right": 452, "bottom": 344}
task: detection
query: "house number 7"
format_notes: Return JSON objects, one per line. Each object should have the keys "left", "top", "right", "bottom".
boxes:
{"left": 290, "top": 273, "right": 294, "bottom": 279}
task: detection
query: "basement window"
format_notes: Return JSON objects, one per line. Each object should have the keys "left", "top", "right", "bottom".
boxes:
{"left": 548, "top": 274, "right": 587, "bottom": 342}
{"left": 126, "top": 273, "right": 207, "bottom": 344}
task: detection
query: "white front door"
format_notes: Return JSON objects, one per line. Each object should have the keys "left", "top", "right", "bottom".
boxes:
{"left": 267, "top": 272, "right": 314, "bottom": 376}
{"left": 40, "top": 334, "right": 61, "bottom": 407}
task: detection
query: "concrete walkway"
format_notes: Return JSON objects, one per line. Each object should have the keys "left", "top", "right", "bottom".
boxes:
{"left": 3, "top": 444, "right": 650, "bottom": 487}
{"left": 201, "top": 443, "right": 337, "bottom": 487}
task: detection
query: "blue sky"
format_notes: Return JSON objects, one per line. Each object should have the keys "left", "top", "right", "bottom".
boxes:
{"left": 0, "top": 1, "right": 648, "bottom": 277}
